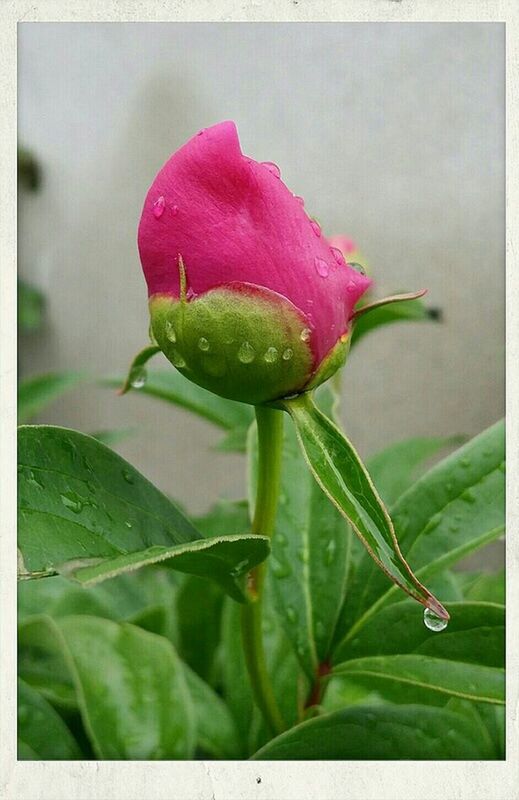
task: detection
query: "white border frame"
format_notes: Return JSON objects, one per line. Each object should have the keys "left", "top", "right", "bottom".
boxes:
{"left": 1, "top": 3, "right": 517, "bottom": 799}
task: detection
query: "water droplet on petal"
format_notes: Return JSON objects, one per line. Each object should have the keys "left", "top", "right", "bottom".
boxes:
{"left": 423, "top": 607, "right": 448, "bottom": 632}
{"left": 282, "top": 348, "right": 293, "bottom": 361}
{"left": 346, "top": 280, "right": 357, "bottom": 293}
{"left": 186, "top": 287, "right": 197, "bottom": 301}
{"left": 348, "top": 261, "right": 366, "bottom": 275}
{"left": 294, "top": 195, "right": 305, "bottom": 206}
{"left": 129, "top": 366, "right": 147, "bottom": 389}
{"left": 198, "top": 337, "right": 210, "bottom": 352}
{"left": 171, "top": 205, "right": 179, "bottom": 216}
{"left": 300, "top": 327, "right": 311, "bottom": 342}
{"left": 314, "top": 257, "right": 329, "bottom": 278}
{"left": 196, "top": 128, "right": 205, "bottom": 137}
{"left": 262, "top": 161, "right": 281, "bottom": 178}
{"left": 331, "top": 246, "right": 345, "bottom": 266}
{"left": 122, "top": 469, "right": 134, "bottom": 485}
{"left": 153, "top": 196, "right": 165, "bottom": 219}
{"left": 238, "top": 341, "right": 255, "bottom": 364}
{"left": 264, "top": 346, "right": 278, "bottom": 363}
{"left": 310, "top": 219, "right": 322, "bottom": 237}
{"left": 165, "top": 321, "right": 177, "bottom": 342}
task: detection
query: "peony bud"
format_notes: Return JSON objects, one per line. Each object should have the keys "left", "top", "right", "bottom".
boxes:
{"left": 138, "top": 121, "right": 371, "bottom": 405}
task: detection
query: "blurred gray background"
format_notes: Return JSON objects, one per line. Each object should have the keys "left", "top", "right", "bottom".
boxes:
{"left": 18, "top": 22, "right": 504, "bottom": 524}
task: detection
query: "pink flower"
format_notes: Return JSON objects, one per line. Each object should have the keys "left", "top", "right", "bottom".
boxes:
{"left": 138, "top": 122, "right": 372, "bottom": 404}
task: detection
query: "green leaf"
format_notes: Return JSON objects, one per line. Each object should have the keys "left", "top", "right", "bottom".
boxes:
{"left": 19, "top": 615, "right": 77, "bottom": 709}
{"left": 89, "top": 427, "right": 137, "bottom": 446}
{"left": 332, "top": 654, "right": 504, "bottom": 705}
{"left": 183, "top": 666, "right": 240, "bottom": 758}
{"left": 22, "top": 614, "right": 195, "bottom": 759}
{"left": 339, "top": 420, "right": 505, "bottom": 642}
{"left": 446, "top": 699, "right": 505, "bottom": 759}
{"left": 18, "top": 279, "right": 45, "bottom": 334}
{"left": 104, "top": 369, "right": 254, "bottom": 452}
{"left": 252, "top": 704, "right": 492, "bottom": 759}
{"left": 461, "top": 570, "right": 505, "bottom": 605}
{"left": 251, "top": 388, "right": 349, "bottom": 679}
{"left": 117, "top": 344, "right": 161, "bottom": 395}
{"left": 18, "top": 425, "right": 269, "bottom": 602}
{"left": 334, "top": 600, "right": 504, "bottom": 667}
{"left": 367, "top": 435, "right": 466, "bottom": 507}
{"left": 176, "top": 575, "right": 224, "bottom": 682}
{"left": 282, "top": 393, "right": 447, "bottom": 620}
{"left": 18, "top": 678, "right": 82, "bottom": 759}
{"left": 351, "top": 295, "right": 437, "bottom": 348}
{"left": 18, "top": 372, "right": 83, "bottom": 423}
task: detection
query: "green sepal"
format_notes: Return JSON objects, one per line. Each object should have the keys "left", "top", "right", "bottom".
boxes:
{"left": 305, "top": 333, "right": 351, "bottom": 391}
{"left": 118, "top": 344, "right": 161, "bottom": 395}
{"left": 150, "top": 283, "right": 314, "bottom": 405}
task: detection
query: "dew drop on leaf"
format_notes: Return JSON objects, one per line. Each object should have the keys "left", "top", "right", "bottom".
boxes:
{"left": 286, "top": 606, "right": 297, "bottom": 623}
{"left": 122, "top": 469, "right": 135, "bottom": 485}
{"left": 423, "top": 607, "right": 448, "bottom": 632}
{"left": 60, "top": 491, "right": 84, "bottom": 514}
{"left": 271, "top": 558, "right": 292, "bottom": 579}
{"left": 129, "top": 366, "right": 147, "bottom": 389}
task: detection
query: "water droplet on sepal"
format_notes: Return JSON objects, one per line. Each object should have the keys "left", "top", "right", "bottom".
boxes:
{"left": 238, "top": 341, "right": 255, "bottom": 364}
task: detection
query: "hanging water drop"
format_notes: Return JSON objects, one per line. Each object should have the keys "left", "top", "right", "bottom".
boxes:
{"left": 262, "top": 161, "right": 281, "bottom": 178}
{"left": 423, "top": 607, "right": 448, "bottom": 632}
{"left": 348, "top": 262, "right": 366, "bottom": 275}
{"left": 129, "top": 366, "right": 147, "bottom": 389}
{"left": 314, "top": 257, "right": 329, "bottom": 278}
{"left": 153, "top": 196, "right": 165, "bottom": 219}
{"left": 300, "top": 327, "right": 311, "bottom": 342}
{"left": 198, "top": 336, "right": 210, "bottom": 352}
{"left": 264, "top": 346, "right": 278, "bottom": 363}
{"left": 238, "top": 341, "right": 255, "bottom": 364}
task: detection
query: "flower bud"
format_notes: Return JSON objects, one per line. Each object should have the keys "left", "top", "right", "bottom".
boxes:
{"left": 138, "top": 122, "right": 371, "bottom": 405}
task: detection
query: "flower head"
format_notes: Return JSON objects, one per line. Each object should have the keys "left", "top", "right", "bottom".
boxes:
{"left": 138, "top": 122, "right": 372, "bottom": 404}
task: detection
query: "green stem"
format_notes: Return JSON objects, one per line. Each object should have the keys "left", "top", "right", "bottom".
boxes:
{"left": 241, "top": 405, "right": 285, "bottom": 736}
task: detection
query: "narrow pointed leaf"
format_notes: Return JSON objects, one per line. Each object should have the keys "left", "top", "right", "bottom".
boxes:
{"left": 282, "top": 394, "right": 448, "bottom": 619}
{"left": 250, "top": 388, "right": 349, "bottom": 679}
{"left": 18, "top": 425, "right": 268, "bottom": 602}
{"left": 252, "top": 704, "right": 492, "bottom": 760}
{"left": 351, "top": 294, "right": 438, "bottom": 347}
{"left": 18, "top": 372, "right": 83, "bottom": 423}
{"left": 104, "top": 369, "right": 254, "bottom": 451}
{"left": 117, "top": 344, "right": 160, "bottom": 395}
{"left": 338, "top": 420, "right": 505, "bottom": 643}
{"left": 18, "top": 678, "right": 82, "bottom": 759}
